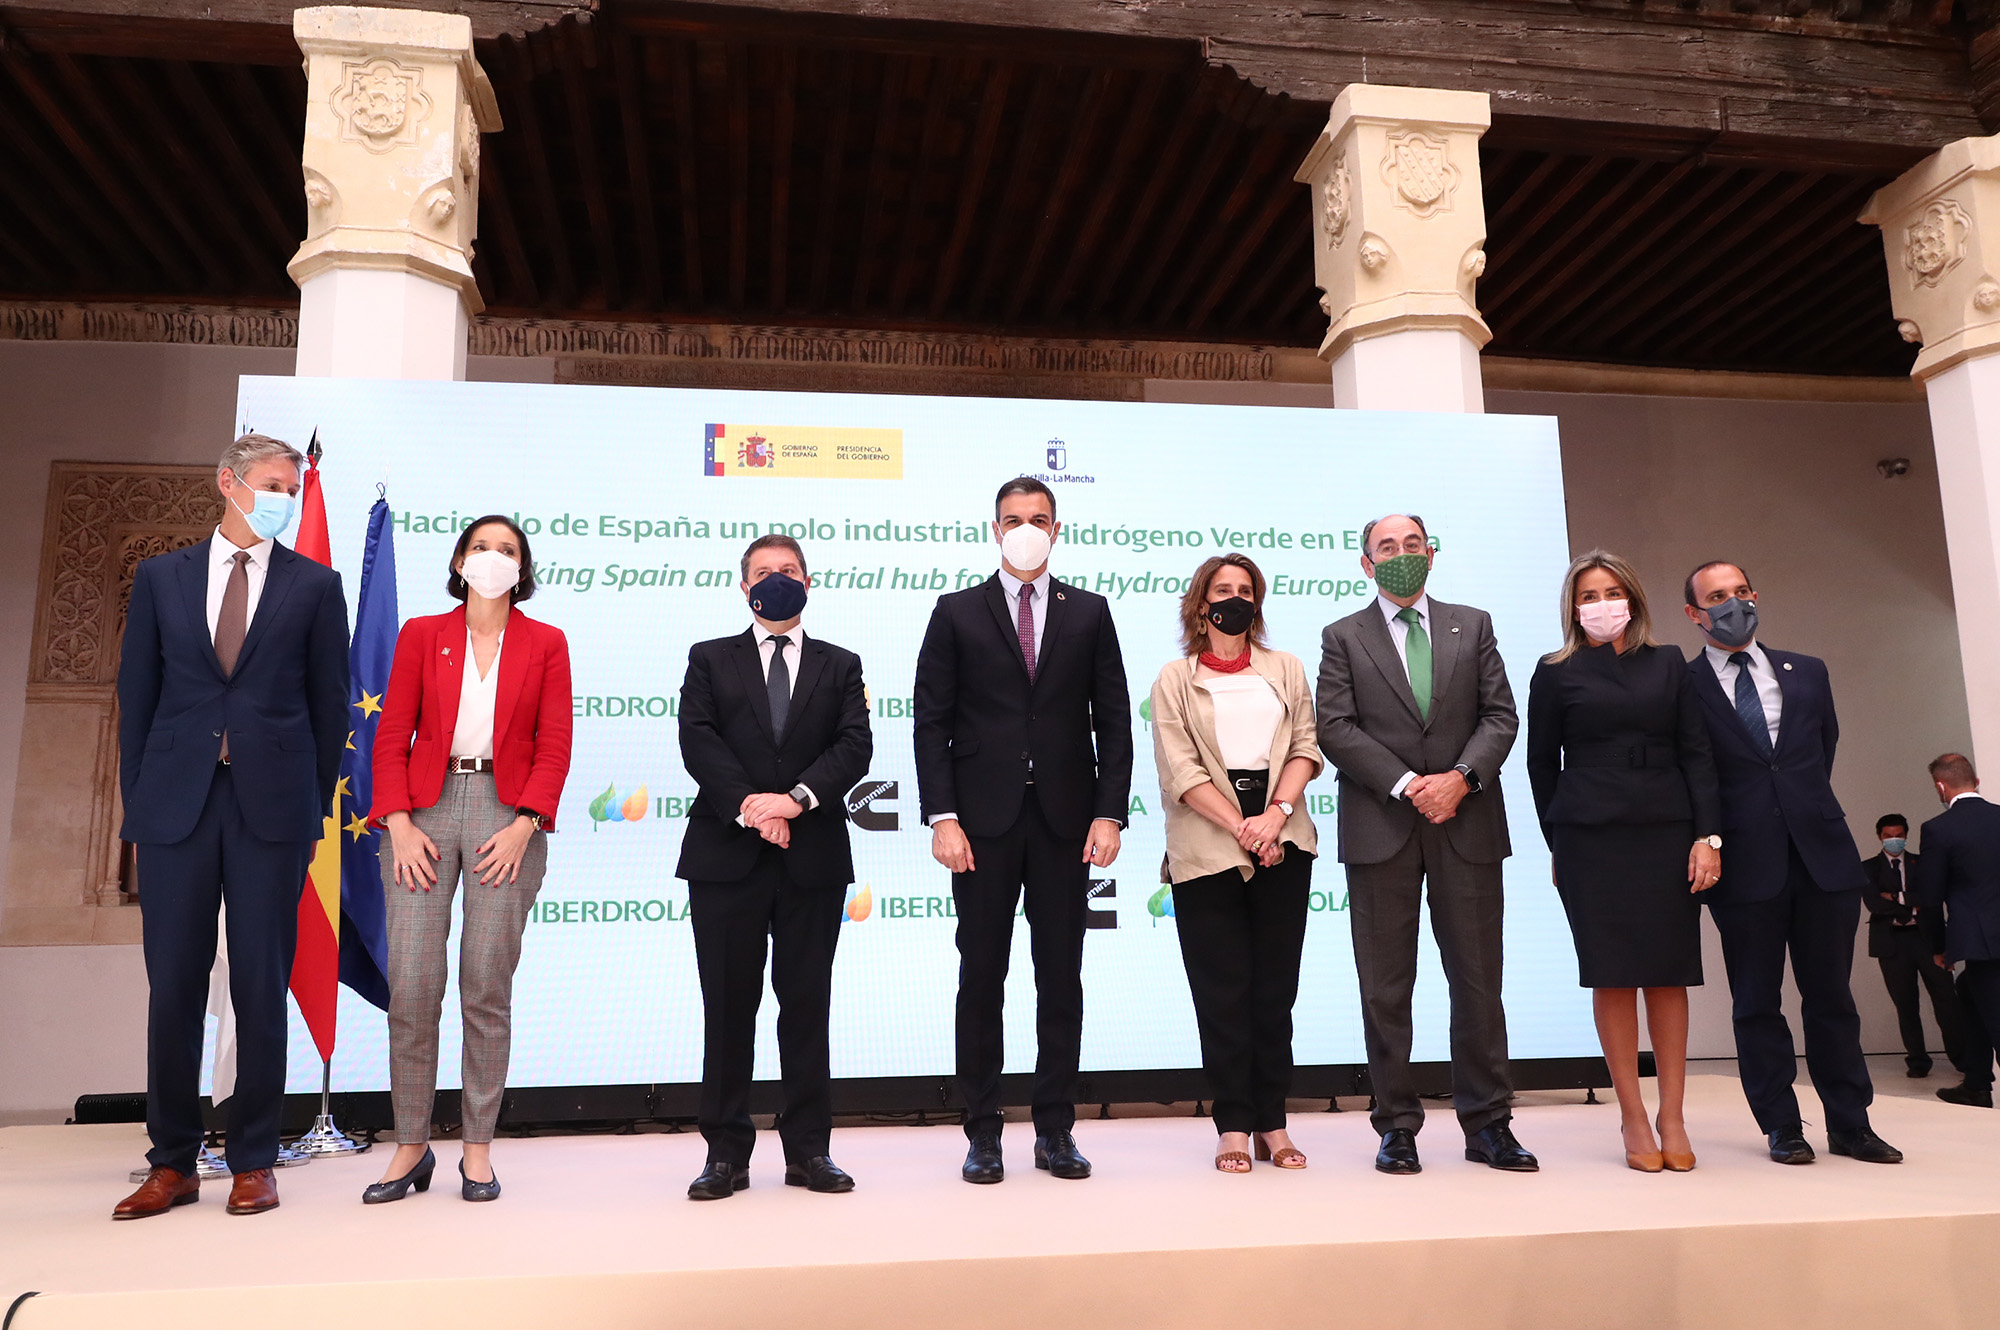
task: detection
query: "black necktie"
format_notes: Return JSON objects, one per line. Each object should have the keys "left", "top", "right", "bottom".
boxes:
{"left": 767, "top": 634, "right": 791, "bottom": 743}
{"left": 1728, "top": 651, "right": 1774, "bottom": 758}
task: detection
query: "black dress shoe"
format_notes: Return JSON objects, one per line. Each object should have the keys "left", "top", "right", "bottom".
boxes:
{"left": 687, "top": 1160, "right": 750, "bottom": 1200}
{"left": 962, "top": 1134, "right": 1004, "bottom": 1185}
{"left": 1906, "top": 1063, "right": 1933, "bottom": 1079}
{"left": 1767, "top": 1123, "right": 1816, "bottom": 1165}
{"left": 784, "top": 1156, "right": 855, "bottom": 1193}
{"left": 1937, "top": 1080, "right": 1995, "bottom": 1108}
{"left": 1375, "top": 1128, "right": 1421, "bottom": 1174}
{"left": 1034, "top": 1131, "right": 1092, "bottom": 1180}
{"left": 1827, "top": 1126, "right": 1904, "bottom": 1164}
{"left": 1464, "top": 1123, "right": 1539, "bottom": 1172}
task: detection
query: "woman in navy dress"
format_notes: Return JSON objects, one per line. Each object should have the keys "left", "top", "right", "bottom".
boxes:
{"left": 1527, "top": 551, "right": 1721, "bottom": 1173}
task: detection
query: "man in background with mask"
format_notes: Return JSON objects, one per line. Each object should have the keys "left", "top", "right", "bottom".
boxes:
{"left": 1683, "top": 561, "right": 1900, "bottom": 1164}
{"left": 914, "top": 476, "right": 1132, "bottom": 1184}
{"left": 677, "top": 534, "right": 873, "bottom": 1200}
{"left": 1314, "top": 513, "right": 1531, "bottom": 1176}
{"left": 113, "top": 433, "right": 350, "bottom": 1219}
{"left": 1862, "top": 813, "right": 1968, "bottom": 1082}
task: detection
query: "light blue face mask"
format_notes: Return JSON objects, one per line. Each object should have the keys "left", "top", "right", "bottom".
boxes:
{"left": 230, "top": 475, "right": 295, "bottom": 541}
{"left": 1882, "top": 836, "right": 1908, "bottom": 857}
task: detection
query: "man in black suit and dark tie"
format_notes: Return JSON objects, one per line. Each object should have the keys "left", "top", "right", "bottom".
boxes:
{"left": 677, "top": 535, "right": 873, "bottom": 1199}
{"left": 1682, "top": 561, "right": 1900, "bottom": 1164}
{"left": 914, "top": 476, "right": 1132, "bottom": 1184}
{"left": 112, "top": 433, "right": 351, "bottom": 1220}
{"left": 1913, "top": 753, "right": 2000, "bottom": 1109}
{"left": 1861, "top": 812, "right": 1968, "bottom": 1080}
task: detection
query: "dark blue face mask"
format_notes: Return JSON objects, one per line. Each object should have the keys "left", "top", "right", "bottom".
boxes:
{"left": 748, "top": 571, "right": 808, "bottom": 622}
{"left": 1702, "top": 596, "right": 1758, "bottom": 649}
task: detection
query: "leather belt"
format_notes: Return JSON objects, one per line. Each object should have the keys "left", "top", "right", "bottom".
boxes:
{"left": 1226, "top": 767, "right": 1270, "bottom": 816}
{"left": 448, "top": 757, "right": 495, "bottom": 774}
{"left": 1565, "top": 744, "right": 1678, "bottom": 769}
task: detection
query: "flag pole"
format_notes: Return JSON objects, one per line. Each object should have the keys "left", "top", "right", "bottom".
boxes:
{"left": 290, "top": 1056, "right": 367, "bottom": 1157}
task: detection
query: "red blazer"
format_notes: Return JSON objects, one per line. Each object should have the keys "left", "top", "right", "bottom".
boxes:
{"left": 369, "top": 606, "right": 573, "bottom": 830}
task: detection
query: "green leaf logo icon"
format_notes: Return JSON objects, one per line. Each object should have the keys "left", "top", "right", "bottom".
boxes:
{"left": 588, "top": 782, "right": 619, "bottom": 831}
{"left": 1146, "top": 883, "right": 1174, "bottom": 925}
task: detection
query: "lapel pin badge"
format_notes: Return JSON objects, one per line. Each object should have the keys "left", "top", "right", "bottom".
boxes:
{"left": 1782, "top": 662, "right": 1793, "bottom": 670}
{"left": 1451, "top": 626, "right": 1460, "bottom": 633}
{"left": 1057, "top": 592, "right": 1066, "bottom": 600}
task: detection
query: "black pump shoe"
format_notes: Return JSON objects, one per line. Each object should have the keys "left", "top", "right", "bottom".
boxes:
{"left": 361, "top": 1147, "right": 436, "bottom": 1204}
{"left": 459, "top": 1157, "right": 502, "bottom": 1202}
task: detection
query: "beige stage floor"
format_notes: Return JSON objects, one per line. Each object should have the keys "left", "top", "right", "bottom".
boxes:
{"left": 3, "top": 1072, "right": 1996, "bottom": 1330}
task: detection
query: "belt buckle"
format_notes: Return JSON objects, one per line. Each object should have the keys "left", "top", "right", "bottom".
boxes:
{"left": 1234, "top": 777, "right": 1259, "bottom": 791}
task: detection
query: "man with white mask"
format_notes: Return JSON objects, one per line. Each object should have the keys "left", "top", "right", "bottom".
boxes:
{"left": 914, "top": 477, "right": 1133, "bottom": 1184}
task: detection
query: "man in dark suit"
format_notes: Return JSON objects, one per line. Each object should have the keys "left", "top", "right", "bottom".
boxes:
{"left": 112, "top": 434, "right": 350, "bottom": 1220}
{"left": 677, "top": 534, "right": 873, "bottom": 1199}
{"left": 1315, "top": 513, "right": 1533, "bottom": 1176}
{"left": 1862, "top": 812, "right": 1968, "bottom": 1079}
{"left": 1682, "top": 561, "right": 1900, "bottom": 1163}
{"left": 1912, "top": 753, "right": 2000, "bottom": 1109}
{"left": 914, "top": 476, "right": 1132, "bottom": 1184}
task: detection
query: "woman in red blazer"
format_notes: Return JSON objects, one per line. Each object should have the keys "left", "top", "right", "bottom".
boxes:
{"left": 363, "top": 514, "right": 572, "bottom": 1205}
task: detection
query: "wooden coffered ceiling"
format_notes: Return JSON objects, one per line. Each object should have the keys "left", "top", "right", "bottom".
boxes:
{"left": 0, "top": 0, "right": 1982, "bottom": 376}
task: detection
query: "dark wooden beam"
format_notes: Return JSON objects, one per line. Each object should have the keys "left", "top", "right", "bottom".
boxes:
{"left": 612, "top": 33, "right": 663, "bottom": 307}
{"left": 1084, "top": 71, "right": 1214, "bottom": 317}
{"left": 1184, "top": 163, "right": 1300, "bottom": 333}
{"left": 847, "top": 53, "right": 907, "bottom": 311}
{"left": 666, "top": 37, "right": 707, "bottom": 306}
{"left": 1118, "top": 82, "right": 1261, "bottom": 323}
{"left": 967, "top": 62, "right": 1061, "bottom": 316}
{"left": 1152, "top": 111, "right": 1292, "bottom": 325}
{"left": 555, "top": 15, "right": 622, "bottom": 306}
{"left": 925, "top": 58, "right": 1011, "bottom": 319}
{"left": 1479, "top": 158, "right": 1653, "bottom": 316}
{"left": 1003, "top": 67, "right": 1114, "bottom": 323}
{"left": 0, "top": 0, "right": 583, "bottom": 60}
{"left": 159, "top": 61, "right": 296, "bottom": 263}
{"left": 500, "top": 33, "right": 579, "bottom": 304}
{"left": 767, "top": 42, "right": 796, "bottom": 310}
{"left": 1480, "top": 156, "right": 1618, "bottom": 292}
{"left": 0, "top": 91, "right": 118, "bottom": 281}
{"left": 1221, "top": 212, "right": 1312, "bottom": 331}
{"left": 477, "top": 136, "right": 541, "bottom": 305}
{"left": 1039, "top": 68, "right": 1165, "bottom": 322}
{"left": 883, "top": 54, "right": 960, "bottom": 315}
{"left": 726, "top": 40, "right": 750, "bottom": 308}
{"left": 806, "top": 50, "right": 852, "bottom": 311}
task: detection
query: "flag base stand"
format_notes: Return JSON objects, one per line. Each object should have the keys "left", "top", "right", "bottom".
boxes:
{"left": 128, "top": 1144, "right": 311, "bottom": 1184}
{"left": 287, "top": 1060, "right": 369, "bottom": 1158}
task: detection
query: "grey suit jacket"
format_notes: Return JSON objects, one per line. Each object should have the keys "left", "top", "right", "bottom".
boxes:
{"left": 1314, "top": 597, "right": 1519, "bottom": 865}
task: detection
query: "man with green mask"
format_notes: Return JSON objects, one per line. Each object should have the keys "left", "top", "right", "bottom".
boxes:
{"left": 1315, "top": 514, "right": 1531, "bottom": 1176}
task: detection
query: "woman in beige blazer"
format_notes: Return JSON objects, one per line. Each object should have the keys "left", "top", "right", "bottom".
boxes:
{"left": 1152, "top": 553, "right": 1322, "bottom": 1173}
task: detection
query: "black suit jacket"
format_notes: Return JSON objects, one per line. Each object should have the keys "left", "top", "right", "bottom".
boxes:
{"left": 1686, "top": 644, "right": 1864, "bottom": 903}
{"left": 116, "top": 541, "right": 350, "bottom": 845}
{"left": 1913, "top": 798, "right": 2000, "bottom": 963}
{"left": 1860, "top": 850, "right": 1940, "bottom": 956}
{"left": 675, "top": 629, "right": 872, "bottom": 887}
{"left": 912, "top": 574, "right": 1132, "bottom": 840}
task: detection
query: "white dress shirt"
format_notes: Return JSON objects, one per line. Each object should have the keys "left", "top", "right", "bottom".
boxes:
{"left": 739, "top": 623, "right": 818, "bottom": 822}
{"left": 1704, "top": 641, "right": 1783, "bottom": 749}
{"left": 999, "top": 567, "right": 1051, "bottom": 659}
{"left": 1204, "top": 672, "right": 1284, "bottom": 771}
{"left": 1951, "top": 791, "right": 1987, "bottom": 807}
{"left": 1883, "top": 852, "right": 1914, "bottom": 925}
{"left": 1377, "top": 593, "right": 1433, "bottom": 799}
{"left": 204, "top": 528, "right": 274, "bottom": 643}
{"left": 450, "top": 630, "right": 503, "bottom": 759}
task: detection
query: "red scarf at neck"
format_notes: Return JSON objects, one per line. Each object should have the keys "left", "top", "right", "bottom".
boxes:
{"left": 1199, "top": 647, "right": 1254, "bottom": 674}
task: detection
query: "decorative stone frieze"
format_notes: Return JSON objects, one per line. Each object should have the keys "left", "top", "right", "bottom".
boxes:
{"left": 1861, "top": 139, "right": 2000, "bottom": 379}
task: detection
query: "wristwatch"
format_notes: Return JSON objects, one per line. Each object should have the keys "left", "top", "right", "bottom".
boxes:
{"left": 515, "top": 806, "right": 550, "bottom": 831}
{"left": 1453, "top": 763, "right": 1482, "bottom": 793}
{"left": 1274, "top": 800, "right": 1295, "bottom": 818}
{"left": 1701, "top": 834, "right": 1722, "bottom": 850}
{"left": 789, "top": 783, "right": 815, "bottom": 808}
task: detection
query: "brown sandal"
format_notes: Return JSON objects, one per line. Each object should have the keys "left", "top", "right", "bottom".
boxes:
{"left": 1215, "top": 1150, "right": 1252, "bottom": 1173}
{"left": 1254, "top": 1134, "right": 1307, "bottom": 1169}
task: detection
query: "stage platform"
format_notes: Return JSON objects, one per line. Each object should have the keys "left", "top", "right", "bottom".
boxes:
{"left": 4, "top": 1073, "right": 1996, "bottom": 1330}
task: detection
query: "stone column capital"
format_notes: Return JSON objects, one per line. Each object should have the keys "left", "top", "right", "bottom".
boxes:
{"left": 1294, "top": 85, "right": 1492, "bottom": 364}
{"left": 288, "top": 6, "right": 503, "bottom": 312}
{"left": 1860, "top": 136, "right": 2000, "bottom": 381}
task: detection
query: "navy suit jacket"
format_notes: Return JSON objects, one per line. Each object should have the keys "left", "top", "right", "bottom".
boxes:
{"left": 1913, "top": 796, "right": 2000, "bottom": 963}
{"left": 1686, "top": 643, "right": 1864, "bottom": 903}
{"left": 116, "top": 540, "right": 351, "bottom": 845}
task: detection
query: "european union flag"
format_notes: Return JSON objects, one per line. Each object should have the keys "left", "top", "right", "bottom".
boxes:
{"left": 338, "top": 498, "right": 396, "bottom": 1009}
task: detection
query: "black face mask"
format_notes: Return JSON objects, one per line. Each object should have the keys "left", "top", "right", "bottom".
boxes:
{"left": 1205, "top": 595, "right": 1257, "bottom": 638}
{"left": 748, "top": 572, "right": 808, "bottom": 621}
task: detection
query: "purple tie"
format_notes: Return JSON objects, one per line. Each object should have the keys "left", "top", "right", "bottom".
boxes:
{"left": 1017, "top": 583, "right": 1037, "bottom": 682}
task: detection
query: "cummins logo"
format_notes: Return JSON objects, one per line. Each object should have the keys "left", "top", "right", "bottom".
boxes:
{"left": 1086, "top": 879, "right": 1118, "bottom": 930}
{"left": 846, "top": 778, "right": 899, "bottom": 831}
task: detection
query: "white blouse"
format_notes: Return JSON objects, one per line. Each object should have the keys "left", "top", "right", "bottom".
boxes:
{"left": 450, "top": 630, "right": 504, "bottom": 760}
{"left": 1204, "top": 673, "right": 1283, "bottom": 770}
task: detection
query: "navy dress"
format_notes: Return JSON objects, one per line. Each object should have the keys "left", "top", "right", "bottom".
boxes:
{"left": 1527, "top": 642, "right": 1721, "bottom": 988}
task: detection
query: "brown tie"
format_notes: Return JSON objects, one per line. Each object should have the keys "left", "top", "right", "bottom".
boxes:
{"left": 215, "top": 551, "right": 249, "bottom": 760}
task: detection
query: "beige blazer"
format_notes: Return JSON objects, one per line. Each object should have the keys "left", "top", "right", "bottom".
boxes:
{"left": 1151, "top": 645, "right": 1322, "bottom": 884}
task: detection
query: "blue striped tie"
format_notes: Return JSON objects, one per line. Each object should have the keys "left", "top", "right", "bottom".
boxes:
{"left": 1729, "top": 651, "right": 1773, "bottom": 758}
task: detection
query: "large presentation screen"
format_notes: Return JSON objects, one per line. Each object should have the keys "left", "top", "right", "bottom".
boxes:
{"left": 230, "top": 375, "right": 1578, "bottom": 1096}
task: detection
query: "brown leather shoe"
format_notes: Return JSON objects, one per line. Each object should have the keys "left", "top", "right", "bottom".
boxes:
{"left": 226, "top": 1168, "right": 279, "bottom": 1215}
{"left": 113, "top": 1166, "right": 199, "bottom": 1220}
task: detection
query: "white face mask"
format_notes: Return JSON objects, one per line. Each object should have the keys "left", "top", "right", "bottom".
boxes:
{"left": 999, "top": 523, "right": 1052, "bottom": 572}
{"left": 1577, "top": 599, "right": 1631, "bottom": 643}
{"left": 462, "top": 549, "right": 521, "bottom": 601}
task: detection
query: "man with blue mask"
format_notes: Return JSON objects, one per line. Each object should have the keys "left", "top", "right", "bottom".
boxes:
{"left": 1682, "top": 561, "right": 1900, "bottom": 1165}
{"left": 677, "top": 534, "right": 872, "bottom": 1199}
{"left": 1863, "top": 813, "right": 1970, "bottom": 1082}
{"left": 113, "top": 433, "right": 351, "bottom": 1220}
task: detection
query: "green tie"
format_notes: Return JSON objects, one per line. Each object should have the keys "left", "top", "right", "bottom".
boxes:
{"left": 1397, "top": 606, "right": 1432, "bottom": 719}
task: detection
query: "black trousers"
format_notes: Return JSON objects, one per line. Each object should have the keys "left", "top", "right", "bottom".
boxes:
{"left": 1707, "top": 841, "right": 1874, "bottom": 1135}
{"left": 953, "top": 792, "right": 1088, "bottom": 1140}
{"left": 1958, "top": 960, "right": 2000, "bottom": 1091}
{"left": 1875, "top": 927, "right": 1969, "bottom": 1074}
{"left": 688, "top": 847, "right": 845, "bottom": 1166}
{"left": 138, "top": 765, "right": 311, "bottom": 1175}
{"left": 1172, "top": 849, "right": 1312, "bottom": 1135}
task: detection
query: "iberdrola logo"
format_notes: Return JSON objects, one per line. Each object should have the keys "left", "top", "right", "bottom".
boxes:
{"left": 1146, "top": 883, "right": 1175, "bottom": 926}
{"left": 588, "top": 782, "right": 650, "bottom": 831}
{"left": 844, "top": 885, "right": 873, "bottom": 922}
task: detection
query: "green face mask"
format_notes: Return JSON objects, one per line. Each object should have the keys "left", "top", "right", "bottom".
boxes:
{"left": 1371, "top": 551, "right": 1431, "bottom": 599}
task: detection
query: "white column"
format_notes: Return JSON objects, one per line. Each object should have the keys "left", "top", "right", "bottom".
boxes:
{"left": 1863, "top": 141, "right": 2000, "bottom": 769}
{"left": 1294, "top": 85, "right": 1491, "bottom": 413}
{"left": 289, "top": 7, "right": 502, "bottom": 380}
